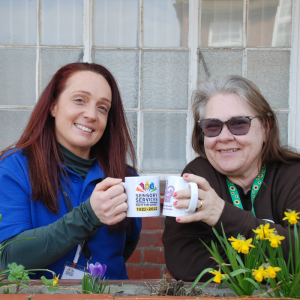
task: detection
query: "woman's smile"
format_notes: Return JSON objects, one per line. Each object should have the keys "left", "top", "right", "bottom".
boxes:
{"left": 204, "top": 93, "right": 266, "bottom": 180}
{"left": 50, "top": 71, "right": 112, "bottom": 159}
{"left": 74, "top": 123, "right": 94, "bottom": 133}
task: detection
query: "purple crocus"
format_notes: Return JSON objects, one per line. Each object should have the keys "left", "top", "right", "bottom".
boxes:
{"left": 88, "top": 262, "right": 107, "bottom": 281}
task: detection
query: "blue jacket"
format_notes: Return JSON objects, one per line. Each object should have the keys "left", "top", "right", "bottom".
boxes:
{"left": 0, "top": 149, "right": 142, "bottom": 279}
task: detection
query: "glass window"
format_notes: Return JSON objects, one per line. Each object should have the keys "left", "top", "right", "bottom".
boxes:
{"left": 200, "top": 0, "right": 243, "bottom": 47}
{"left": 41, "top": 0, "right": 83, "bottom": 46}
{"left": 94, "top": 0, "right": 139, "bottom": 47}
{"left": 247, "top": 0, "right": 292, "bottom": 47}
{"left": 144, "top": 0, "right": 189, "bottom": 47}
{"left": 0, "top": 0, "right": 37, "bottom": 45}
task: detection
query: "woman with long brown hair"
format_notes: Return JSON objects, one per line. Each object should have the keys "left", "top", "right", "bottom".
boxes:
{"left": 0, "top": 63, "right": 141, "bottom": 279}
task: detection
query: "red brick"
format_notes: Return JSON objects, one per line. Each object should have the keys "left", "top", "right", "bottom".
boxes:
{"left": 127, "top": 266, "right": 162, "bottom": 279}
{"left": 126, "top": 250, "right": 141, "bottom": 264}
{"left": 142, "top": 217, "right": 165, "bottom": 230}
{"left": 164, "top": 268, "right": 174, "bottom": 279}
{"left": 138, "top": 232, "right": 163, "bottom": 247}
{"left": 144, "top": 250, "right": 165, "bottom": 264}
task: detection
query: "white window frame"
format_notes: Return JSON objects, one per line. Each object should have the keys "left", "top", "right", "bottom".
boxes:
{"left": 58, "top": 0, "right": 300, "bottom": 177}
{"left": 1, "top": 0, "right": 299, "bottom": 178}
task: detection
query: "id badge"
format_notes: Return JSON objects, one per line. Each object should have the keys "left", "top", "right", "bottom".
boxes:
{"left": 61, "top": 261, "right": 87, "bottom": 279}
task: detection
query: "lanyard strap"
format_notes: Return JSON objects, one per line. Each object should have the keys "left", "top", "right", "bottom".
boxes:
{"left": 226, "top": 164, "right": 266, "bottom": 217}
{"left": 60, "top": 179, "right": 102, "bottom": 264}
{"left": 61, "top": 186, "right": 92, "bottom": 263}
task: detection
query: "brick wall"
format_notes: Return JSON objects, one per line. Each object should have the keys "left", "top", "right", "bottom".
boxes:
{"left": 126, "top": 184, "right": 173, "bottom": 279}
{"left": 126, "top": 215, "right": 168, "bottom": 279}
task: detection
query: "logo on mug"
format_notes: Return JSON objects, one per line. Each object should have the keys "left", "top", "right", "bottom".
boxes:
{"left": 135, "top": 181, "right": 158, "bottom": 212}
{"left": 164, "top": 180, "right": 175, "bottom": 203}
{"left": 136, "top": 181, "right": 157, "bottom": 193}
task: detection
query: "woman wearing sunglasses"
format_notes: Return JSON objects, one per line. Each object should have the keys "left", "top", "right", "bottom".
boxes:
{"left": 163, "top": 75, "right": 300, "bottom": 281}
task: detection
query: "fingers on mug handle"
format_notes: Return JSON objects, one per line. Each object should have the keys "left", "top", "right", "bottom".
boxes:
{"left": 184, "top": 182, "right": 198, "bottom": 213}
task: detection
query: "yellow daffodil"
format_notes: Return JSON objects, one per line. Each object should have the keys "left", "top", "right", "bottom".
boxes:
{"left": 265, "top": 266, "right": 281, "bottom": 279}
{"left": 268, "top": 233, "right": 285, "bottom": 248}
{"left": 252, "top": 266, "right": 269, "bottom": 282}
{"left": 283, "top": 210, "right": 300, "bottom": 225}
{"left": 228, "top": 236, "right": 242, "bottom": 251}
{"left": 53, "top": 274, "right": 60, "bottom": 286}
{"left": 238, "top": 238, "right": 255, "bottom": 254}
{"left": 209, "top": 270, "right": 228, "bottom": 283}
{"left": 253, "top": 223, "right": 275, "bottom": 240}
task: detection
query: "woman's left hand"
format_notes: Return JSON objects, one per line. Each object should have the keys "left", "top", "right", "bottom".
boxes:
{"left": 173, "top": 173, "right": 225, "bottom": 227}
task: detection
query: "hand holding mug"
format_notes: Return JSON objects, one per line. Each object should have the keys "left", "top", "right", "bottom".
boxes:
{"left": 173, "top": 173, "right": 225, "bottom": 226}
{"left": 90, "top": 177, "right": 128, "bottom": 225}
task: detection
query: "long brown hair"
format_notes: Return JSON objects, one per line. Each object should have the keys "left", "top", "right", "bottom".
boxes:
{"left": 192, "top": 75, "right": 300, "bottom": 165}
{"left": 0, "top": 63, "right": 137, "bottom": 221}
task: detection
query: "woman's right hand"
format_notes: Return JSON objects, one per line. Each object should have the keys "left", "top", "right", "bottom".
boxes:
{"left": 90, "top": 178, "right": 127, "bottom": 225}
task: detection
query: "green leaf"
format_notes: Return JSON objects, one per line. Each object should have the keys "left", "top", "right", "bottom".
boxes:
{"left": 41, "top": 276, "right": 59, "bottom": 292}
{"left": 190, "top": 267, "right": 215, "bottom": 290}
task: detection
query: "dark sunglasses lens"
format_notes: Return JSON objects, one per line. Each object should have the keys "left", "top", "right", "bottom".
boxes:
{"left": 227, "top": 117, "right": 251, "bottom": 135}
{"left": 200, "top": 119, "right": 223, "bottom": 137}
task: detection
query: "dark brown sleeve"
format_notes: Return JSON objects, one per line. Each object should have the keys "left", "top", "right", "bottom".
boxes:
{"left": 162, "top": 158, "right": 224, "bottom": 282}
{"left": 163, "top": 159, "right": 300, "bottom": 281}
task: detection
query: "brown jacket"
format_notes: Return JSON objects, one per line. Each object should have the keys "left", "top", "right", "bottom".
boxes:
{"left": 162, "top": 157, "right": 300, "bottom": 282}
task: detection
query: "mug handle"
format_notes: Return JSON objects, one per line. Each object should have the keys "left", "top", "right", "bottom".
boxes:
{"left": 184, "top": 182, "right": 198, "bottom": 213}
{"left": 121, "top": 182, "right": 126, "bottom": 190}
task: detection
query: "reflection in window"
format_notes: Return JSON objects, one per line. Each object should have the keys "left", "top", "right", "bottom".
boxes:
{"left": 94, "top": 0, "right": 139, "bottom": 47}
{"left": 247, "top": 0, "right": 292, "bottom": 47}
{"left": 200, "top": 0, "right": 243, "bottom": 47}
{"left": 0, "top": 0, "right": 37, "bottom": 45}
{"left": 208, "top": 21, "right": 242, "bottom": 47}
{"left": 144, "top": 0, "right": 189, "bottom": 47}
{"left": 272, "top": 0, "right": 292, "bottom": 46}
{"left": 41, "top": 0, "right": 83, "bottom": 46}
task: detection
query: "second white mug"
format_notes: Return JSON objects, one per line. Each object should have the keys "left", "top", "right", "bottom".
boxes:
{"left": 162, "top": 176, "right": 198, "bottom": 217}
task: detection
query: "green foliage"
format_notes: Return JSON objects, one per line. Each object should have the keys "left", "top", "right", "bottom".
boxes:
{"left": 8, "top": 263, "right": 31, "bottom": 283}
{"left": 81, "top": 273, "right": 110, "bottom": 294}
{"left": 191, "top": 221, "right": 300, "bottom": 298}
{"left": 0, "top": 214, "right": 59, "bottom": 294}
{"left": 41, "top": 276, "right": 59, "bottom": 292}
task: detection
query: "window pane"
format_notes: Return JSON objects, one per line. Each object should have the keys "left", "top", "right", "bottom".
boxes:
{"left": 276, "top": 112, "right": 288, "bottom": 146}
{"left": 0, "top": 49, "right": 36, "bottom": 106}
{"left": 94, "top": 50, "right": 139, "bottom": 109}
{"left": 94, "top": 0, "right": 139, "bottom": 47}
{"left": 41, "top": 49, "right": 83, "bottom": 91}
{"left": 41, "top": 0, "right": 83, "bottom": 46}
{"left": 144, "top": 0, "right": 189, "bottom": 47}
{"left": 142, "top": 113, "right": 187, "bottom": 172}
{"left": 0, "top": 110, "right": 32, "bottom": 151}
{"left": 142, "top": 50, "right": 189, "bottom": 109}
{"left": 198, "top": 49, "right": 243, "bottom": 83}
{"left": 0, "top": 0, "right": 37, "bottom": 45}
{"left": 125, "top": 111, "right": 138, "bottom": 160}
{"left": 200, "top": 0, "right": 243, "bottom": 47}
{"left": 247, "top": 50, "right": 290, "bottom": 108}
{"left": 247, "top": 0, "right": 292, "bottom": 47}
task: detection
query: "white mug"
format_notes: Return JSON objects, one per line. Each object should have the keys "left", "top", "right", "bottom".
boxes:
{"left": 162, "top": 176, "right": 198, "bottom": 217}
{"left": 121, "top": 176, "right": 160, "bottom": 217}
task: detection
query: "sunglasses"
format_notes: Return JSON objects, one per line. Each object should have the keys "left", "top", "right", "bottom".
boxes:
{"left": 198, "top": 116, "right": 260, "bottom": 137}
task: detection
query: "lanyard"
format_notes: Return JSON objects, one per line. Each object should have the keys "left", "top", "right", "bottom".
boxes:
{"left": 60, "top": 180, "right": 102, "bottom": 267}
{"left": 226, "top": 164, "right": 266, "bottom": 218}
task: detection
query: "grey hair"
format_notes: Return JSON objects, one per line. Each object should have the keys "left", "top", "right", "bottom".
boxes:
{"left": 193, "top": 75, "right": 263, "bottom": 121}
{"left": 191, "top": 75, "right": 292, "bottom": 163}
